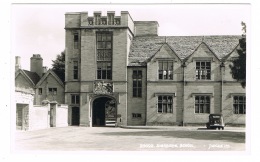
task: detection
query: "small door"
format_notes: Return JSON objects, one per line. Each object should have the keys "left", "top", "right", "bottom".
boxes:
{"left": 72, "top": 107, "right": 80, "bottom": 126}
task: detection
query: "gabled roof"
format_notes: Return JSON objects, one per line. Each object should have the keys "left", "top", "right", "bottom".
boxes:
{"left": 36, "top": 69, "right": 64, "bottom": 88}
{"left": 23, "top": 70, "right": 41, "bottom": 85}
{"left": 146, "top": 42, "right": 182, "bottom": 63}
{"left": 203, "top": 36, "right": 241, "bottom": 59}
{"left": 15, "top": 69, "right": 41, "bottom": 86}
{"left": 128, "top": 35, "right": 241, "bottom": 66}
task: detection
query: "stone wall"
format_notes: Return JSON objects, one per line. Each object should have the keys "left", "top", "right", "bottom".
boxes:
{"left": 127, "top": 67, "right": 147, "bottom": 125}
{"left": 56, "top": 104, "right": 69, "bottom": 127}
{"left": 29, "top": 105, "right": 49, "bottom": 130}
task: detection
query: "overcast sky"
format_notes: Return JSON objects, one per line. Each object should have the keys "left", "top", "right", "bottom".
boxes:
{"left": 11, "top": 3, "right": 250, "bottom": 70}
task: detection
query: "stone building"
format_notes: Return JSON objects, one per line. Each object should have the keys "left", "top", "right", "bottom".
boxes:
{"left": 65, "top": 11, "right": 245, "bottom": 127}
{"left": 15, "top": 54, "right": 65, "bottom": 105}
{"left": 15, "top": 54, "right": 68, "bottom": 130}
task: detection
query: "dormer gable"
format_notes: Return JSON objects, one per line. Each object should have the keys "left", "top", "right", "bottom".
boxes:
{"left": 36, "top": 70, "right": 64, "bottom": 88}
{"left": 148, "top": 43, "right": 181, "bottom": 63}
{"left": 185, "top": 42, "right": 221, "bottom": 63}
{"left": 222, "top": 44, "right": 240, "bottom": 62}
{"left": 15, "top": 69, "right": 40, "bottom": 87}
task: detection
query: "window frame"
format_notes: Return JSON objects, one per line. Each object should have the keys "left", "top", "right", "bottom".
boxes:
{"left": 96, "top": 32, "right": 113, "bottom": 80}
{"left": 38, "top": 88, "right": 42, "bottom": 95}
{"left": 73, "top": 33, "right": 79, "bottom": 49}
{"left": 97, "top": 62, "right": 112, "bottom": 80}
{"left": 132, "top": 113, "right": 142, "bottom": 119}
{"left": 157, "top": 95, "right": 173, "bottom": 113}
{"left": 233, "top": 96, "right": 246, "bottom": 114}
{"left": 71, "top": 94, "right": 80, "bottom": 105}
{"left": 194, "top": 95, "right": 210, "bottom": 114}
{"left": 48, "top": 88, "right": 57, "bottom": 95}
{"left": 132, "top": 70, "right": 142, "bottom": 98}
{"left": 158, "top": 60, "right": 174, "bottom": 80}
{"left": 195, "top": 61, "right": 211, "bottom": 80}
{"left": 73, "top": 61, "right": 79, "bottom": 80}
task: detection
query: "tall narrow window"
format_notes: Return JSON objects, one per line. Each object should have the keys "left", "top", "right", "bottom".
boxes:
{"left": 73, "top": 61, "right": 78, "bottom": 79}
{"left": 96, "top": 32, "right": 112, "bottom": 80}
{"left": 233, "top": 96, "right": 246, "bottom": 114}
{"left": 133, "top": 70, "right": 142, "bottom": 97}
{"left": 157, "top": 96, "right": 173, "bottom": 113}
{"left": 158, "top": 61, "right": 173, "bottom": 80}
{"left": 38, "top": 88, "right": 42, "bottom": 95}
{"left": 195, "top": 96, "right": 210, "bottom": 113}
{"left": 71, "top": 94, "right": 80, "bottom": 104}
{"left": 196, "top": 61, "right": 211, "bottom": 80}
{"left": 74, "top": 33, "right": 79, "bottom": 49}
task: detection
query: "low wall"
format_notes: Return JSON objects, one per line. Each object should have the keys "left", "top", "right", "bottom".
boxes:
{"left": 29, "top": 105, "right": 49, "bottom": 130}
{"left": 56, "top": 104, "right": 68, "bottom": 127}
{"left": 27, "top": 103, "right": 68, "bottom": 131}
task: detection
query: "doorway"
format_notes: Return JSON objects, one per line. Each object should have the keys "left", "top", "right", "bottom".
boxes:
{"left": 71, "top": 107, "right": 80, "bottom": 126}
{"left": 92, "top": 97, "right": 116, "bottom": 127}
{"left": 16, "top": 104, "right": 29, "bottom": 130}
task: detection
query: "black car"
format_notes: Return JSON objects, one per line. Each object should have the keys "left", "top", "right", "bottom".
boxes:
{"left": 206, "top": 114, "right": 225, "bottom": 130}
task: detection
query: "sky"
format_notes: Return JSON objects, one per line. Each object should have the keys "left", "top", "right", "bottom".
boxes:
{"left": 11, "top": 3, "right": 250, "bottom": 71}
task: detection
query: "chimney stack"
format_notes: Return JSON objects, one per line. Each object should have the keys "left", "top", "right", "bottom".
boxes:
{"left": 43, "top": 66, "right": 48, "bottom": 74}
{"left": 15, "top": 56, "right": 21, "bottom": 72}
{"left": 30, "top": 54, "right": 43, "bottom": 77}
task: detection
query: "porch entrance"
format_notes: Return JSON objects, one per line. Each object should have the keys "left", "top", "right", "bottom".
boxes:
{"left": 92, "top": 97, "right": 116, "bottom": 127}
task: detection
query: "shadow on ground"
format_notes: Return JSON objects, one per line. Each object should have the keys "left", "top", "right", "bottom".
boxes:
{"left": 99, "top": 130, "right": 245, "bottom": 143}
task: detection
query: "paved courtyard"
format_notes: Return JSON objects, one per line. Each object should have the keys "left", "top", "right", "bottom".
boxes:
{"left": 14, "top": 126, "right": 245, "bottom": 151}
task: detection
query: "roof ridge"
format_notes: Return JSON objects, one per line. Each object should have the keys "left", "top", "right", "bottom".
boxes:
{"left": 129, "top": 35, "right": 241, "bottom": 66}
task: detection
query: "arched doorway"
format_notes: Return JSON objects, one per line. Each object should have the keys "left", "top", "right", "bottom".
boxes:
{"left": 92, "top": 97, "right": 116, "bottom": 127}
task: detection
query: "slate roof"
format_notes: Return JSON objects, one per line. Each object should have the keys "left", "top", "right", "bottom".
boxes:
{"left": 23, "top": 70, "right": 41, "bottom": 85}
{"left": 128, "top": 35, "right": 241, "bottom": 66}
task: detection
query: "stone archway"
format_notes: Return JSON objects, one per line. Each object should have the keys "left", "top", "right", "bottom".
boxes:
{"left": 92, "top": 96, "right": 117, "bottom": 127}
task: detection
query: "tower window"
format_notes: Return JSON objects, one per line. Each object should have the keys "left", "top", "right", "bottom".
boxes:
{"left": 74, "top": 33, "right": 79, "bottom": 49}
{"left": 73, "top": 61, "right": 79, "bottom": 79}
{"left": 96, "top": 32, "right": 112, "bottom": 80}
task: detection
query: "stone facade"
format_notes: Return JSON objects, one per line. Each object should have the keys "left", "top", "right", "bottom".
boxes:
{"left": 65, "top": 11, "right": 246, "bottom": 127}
{"left": 15, "top": 55, "right": 68, "bottom": 130}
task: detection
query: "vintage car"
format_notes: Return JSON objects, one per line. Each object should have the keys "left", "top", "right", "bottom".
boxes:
{"left": 206, "top": 114, "right": 225, "bottom": 130}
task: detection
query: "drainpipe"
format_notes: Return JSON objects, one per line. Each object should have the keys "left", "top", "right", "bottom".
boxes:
{"left": 182, "top": 62, "right": 186, "bottom": 127}
{"left": 220, "top": 62, "right": 225, "bottom": 114}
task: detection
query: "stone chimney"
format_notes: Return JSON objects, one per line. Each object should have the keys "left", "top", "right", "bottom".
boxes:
{"left": 30, "top": 54, "right": 43, "bottom": 77}
{"left": 134, "top": 21, "right": 159, "bottom": 36}
{"left": 15, "top": 56, "right": 21, "bottom": 72}
{"left": 43, "top": 66, "right": 48, "bottom": 74}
